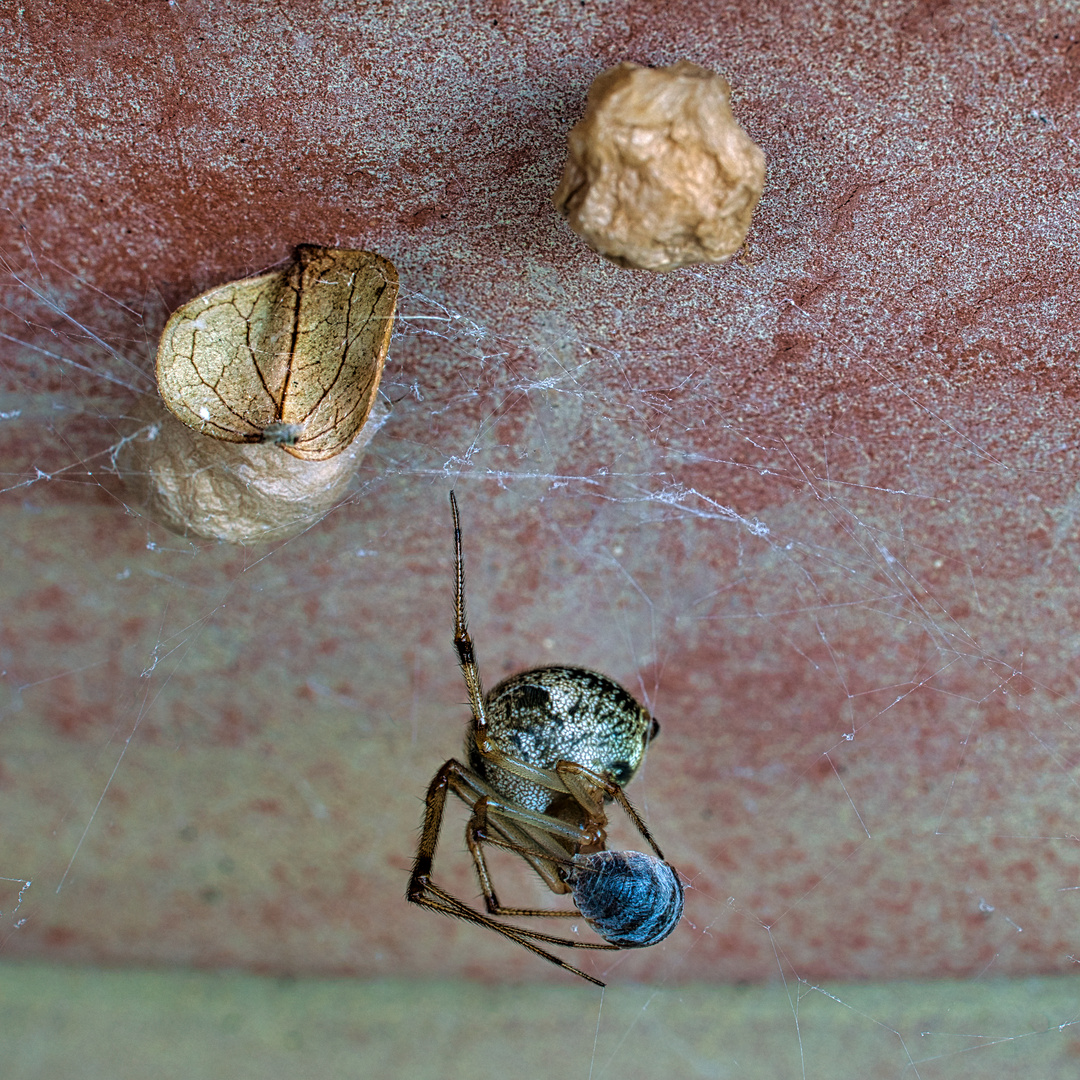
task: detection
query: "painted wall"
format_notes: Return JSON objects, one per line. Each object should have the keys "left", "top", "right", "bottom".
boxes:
{"left": 3, "top": 0, "right": 1079, "bottom": 992}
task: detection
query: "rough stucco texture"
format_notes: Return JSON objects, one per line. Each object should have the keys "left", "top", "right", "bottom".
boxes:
{"left": 2, "top": 0, "right": 1080, "bottom": 985}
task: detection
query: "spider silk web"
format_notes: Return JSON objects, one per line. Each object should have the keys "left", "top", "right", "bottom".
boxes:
{"left": 4, "top": 4, "right": 1080, "bottom": 1064}
{"left": 3, "top": 206, "right": 1080, "bottom": 1080}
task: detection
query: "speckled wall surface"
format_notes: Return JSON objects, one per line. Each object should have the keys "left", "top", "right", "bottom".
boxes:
{"left": 3, "top": 0, "right": 1080, "bottom": 1002}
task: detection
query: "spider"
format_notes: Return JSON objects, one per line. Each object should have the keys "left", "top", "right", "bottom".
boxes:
{"left": 407, "top": 492, "right": 683, "bottom": 987}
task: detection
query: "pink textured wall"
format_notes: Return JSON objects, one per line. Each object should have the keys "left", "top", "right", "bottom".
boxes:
{"left": 3, "top": 0, "right": 1080, "bottom": 987}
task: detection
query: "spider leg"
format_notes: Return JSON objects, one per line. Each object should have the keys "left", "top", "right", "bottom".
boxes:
{"left": 468, "top": 811, "right": 595, "bottom": 919}
{"left": 406, "top": 758, "right": 456, "bottom": 895}
{"left": 466, "top": 796, "right": 598, "bottom": 911}
{"left": 450, "top": 494, "right": 605, "bottom": 810}
{"left": 473, "top": 790, "right": 604, "bottom": 848}
{"left": 408, "top": 758, "right": 587, "bottom": 895}
{"left": 466, "top": 798, "right": 570, "bottom": 900}
{"left": 408, "top": 760, "right": 621, "bottom": 986}
{"left": 408, "top": 758, "right": 515, "bottom": 894}
{"left": 411, "top": 879, "right": 614, "bottom": 987}
{"left": 555, "top": 760, "right": 669, "bottom": 863}
{"left": 450, "top": 491, "right": 495, "bottom": 755}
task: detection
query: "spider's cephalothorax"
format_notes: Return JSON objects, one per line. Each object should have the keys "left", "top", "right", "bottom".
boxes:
{"left": 472, "top": 665, "right": 660, "bottom": 813}
{"left": 406, "top": 493, "right": 683, "bottom": 987}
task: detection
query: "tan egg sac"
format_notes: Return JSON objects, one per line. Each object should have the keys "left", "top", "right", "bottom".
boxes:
{"left": 553, "top": 61, "right": 766, "bottom": 273}
{"left": 134, "top": 244, "right": 397, "bottom": 542}
{"left": 121, "top": 395, "right": 389, "bottom": 543}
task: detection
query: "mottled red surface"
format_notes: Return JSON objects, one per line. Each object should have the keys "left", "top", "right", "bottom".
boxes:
{"left": 2, "top": 0, "right": 1080, "bottom": 987}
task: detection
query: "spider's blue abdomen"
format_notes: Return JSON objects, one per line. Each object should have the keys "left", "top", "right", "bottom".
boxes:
{"left": 566, "top": 849, "right": 683, "bottom": 948}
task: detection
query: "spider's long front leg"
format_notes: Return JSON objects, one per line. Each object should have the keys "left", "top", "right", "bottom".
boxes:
{"left": 450, "top": 492, "right": 607, "bottom": 811}
{"left": 451, "top": 493, "right": 588, "bottom": 800}
{"left": 449, "top": 491, "right": 496, "bottom": 755}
